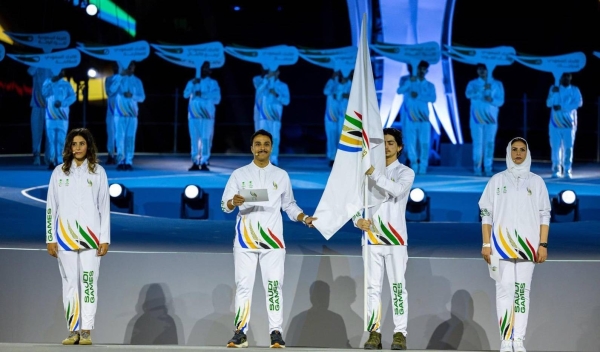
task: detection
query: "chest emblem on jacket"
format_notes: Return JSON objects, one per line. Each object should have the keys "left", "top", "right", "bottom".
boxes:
{"left": 59, "top": 178, "right": 70, "bottom": 187}
{"left": 502, "top": 186, "right": 507, "bottom": 193}
{"left": 273, "top": 181, "right": 278, "bottom": 190}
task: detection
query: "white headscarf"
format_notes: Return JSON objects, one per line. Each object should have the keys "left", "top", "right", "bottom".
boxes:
{"left": 505, "top": 137, "right": 531, "bottom": 178}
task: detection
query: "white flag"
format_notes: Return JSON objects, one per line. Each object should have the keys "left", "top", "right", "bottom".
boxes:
{"left": 312, "top": 14, "right": 386, "bottom": 240}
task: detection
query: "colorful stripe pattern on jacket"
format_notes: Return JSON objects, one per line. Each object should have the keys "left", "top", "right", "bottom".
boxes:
{"left": 499, "top": 308, "right": 514, "bottom": 340}
{"left": 234, "top": 300, "right": 250, "bottom": 332}
{"left": 365, "top": 216, "right": 406, "bottom": 245}
{"left": 401, "top": 102, "right": 429, "bottom": 122}
{"left": 551, "top": 111, "right": 573, "bottom": 128}
{"left": 66, "top": 292, "right": 80, "bottom": 331}
{"left": 236, "top": 216, "right": 284, "bottom": 249}
{"left": 55, "top": 217, "right": 100, "bottom": 251}
{"left": 188, "top": 102, "right": 212, "bottom": 119}
{"left": 115, "top": 98, "right": 138, "bottom": 117}
{"left": 492, "top": 226, "right": 537, "bottom": 261}
{"left": 258, "top": 99, "right": 281, "bottom": 121}
{"left": 471, "top": 108, "right": 496, "bottom": 124}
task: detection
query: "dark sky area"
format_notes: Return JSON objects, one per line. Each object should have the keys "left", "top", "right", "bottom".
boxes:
{"left": 0, "top": 0, "right": 598, "bottom": 160}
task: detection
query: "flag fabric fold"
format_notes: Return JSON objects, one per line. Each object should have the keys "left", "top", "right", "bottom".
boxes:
{"left": 313, "top": 14, "right": 386, "bottom": 240}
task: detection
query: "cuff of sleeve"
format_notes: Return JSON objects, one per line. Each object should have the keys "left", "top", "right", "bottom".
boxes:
{"left": 481, "top": 217, "right": 493, "bottom": 225}
{"left": 540, "top": 218, "right": 550, "bottom": 226}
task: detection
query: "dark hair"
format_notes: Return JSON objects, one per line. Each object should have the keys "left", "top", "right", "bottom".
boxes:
{"left": 510, "top": 137, "right": 528, "bottom": 148}
{"left": 62, "top": 128, "right": 99, "bottom": 175}
{"left": 476, "top": 63, "right": 487, "bottom": 70}
{"left": 383, "top": 128, "right": 404, "bottom": 156}
{"left": 417, "top": 60, "right": 429, "bottom": 69}
{"left": 251, "top": 129, "right": 273, "bottom": 144}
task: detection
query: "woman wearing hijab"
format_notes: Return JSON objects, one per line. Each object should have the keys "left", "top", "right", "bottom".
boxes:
{"left": 478, "top": 137, "right": 551, "bottom": 352}
{"left": 46, "top": 128, "right": 110, "bottom": 345}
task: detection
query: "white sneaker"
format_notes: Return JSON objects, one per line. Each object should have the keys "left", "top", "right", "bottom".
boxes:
{"left": 500, "top": 339, "right": 513, "bottom": 352}
{"left": 513, "top": 338, "right": 526, "bottom": 352}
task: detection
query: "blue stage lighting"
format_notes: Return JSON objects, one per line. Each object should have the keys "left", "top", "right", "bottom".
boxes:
{"left": 109, "top": 183, "right": 134, "bottom": 214}
{"left": 181, "top": 185, "right": 209, "bottom": 219}
{"left": 233, "top": 6, "right": 241, "bottom": 11}
{"left": 406, "top": 188, "right": 430, "bottom": 222}
{"left": 551, "top": 190, "right": 579, "bottom": 222}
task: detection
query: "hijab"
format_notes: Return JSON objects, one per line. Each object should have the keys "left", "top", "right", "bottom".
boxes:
{"left": 505, "top": 137, "right": 531, "bottom": 179}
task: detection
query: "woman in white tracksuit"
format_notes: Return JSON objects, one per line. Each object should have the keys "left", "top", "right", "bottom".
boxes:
{"left": 479, "top": 137, "right": 551, "bottom": 352}
{"left": 46, "top": 128, "right": 110, "bottom": 345}
{"left": 353, "top": 128, "right": 415, "bottom": 351}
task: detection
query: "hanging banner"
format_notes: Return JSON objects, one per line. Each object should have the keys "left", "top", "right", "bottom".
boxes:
{"left": 77, "top": 41, "right": 150, "bottom": 70}
{"left": 443, "top": 45, "right": 515, "bottom": 74}
{"left": 0, "top": 44, "right": 4, "bottom": 61}
{"left": 7, "top": 48, "right": 81, "bottom": 75}
{"left": 224, "top": 44, "right": 298, "bottom": 70}
{"left": 152, "top": 41, "right": 225, "bottom": 78}
{"left": 512, "top": 52, "right": 586, "bottom": 85}
{"left": 298, "top": 46, "right": 356, "bottom": 76}
{"left": 371, "top": 41, "right": 440, "bottom": 72}
{"left": 5, "top": 31, "right": 70, "bottom": 53}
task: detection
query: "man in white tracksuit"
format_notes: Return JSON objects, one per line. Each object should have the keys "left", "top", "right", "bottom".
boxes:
{"left": 104, "top": 63, "right": 119, "bottom": 165}
{"left": 221, "top": 129, "right": 316, "bottom": 348}
{"left": 479, "top": 137, "right": 551, "bottom": 352}
{"left": 46, "top": 127, "right": 110, "bottom": 345}
{"left": 28, "top": 66, "right": 53, "bottom": 165}
{"left": 42, "top": 70, "right": 76, "bottom": 169}
{"left": 253, "top": 68, "right": 268, "bottom": 131}
{"left": 109, "top": 61, "right": 145, "bottom": 171}
{"left": 184, "top": 61, "right": 221, "bottom": 171}
{"left": 545, "top": 73, "right": 582, "bottom": 179}
{"left": 397, "top": 61, "right": 436, "bottom": 174}
{"left": 466, "top": 64, "right": 505, "bottom": 176}
{"left": 323, "top": 70, "right": 342, "bottom": 167}
{"left": 256, "top": 69, "right": 290, "bottom": 166}
{"left": 353, "top": 128, "right": 415, "bottom": 351}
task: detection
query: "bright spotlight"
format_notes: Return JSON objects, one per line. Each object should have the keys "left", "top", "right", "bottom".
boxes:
{"left": 406, "top": 188, "right": 430, "bottom": 222}
{"left": 551, "top": 190, "right": 579, "bottom": 222}
{"left": 409, "top": 188, "right": 425, "bottom": 203}
{"left": 87, "top": 68, "right": 97, "bottom": 78}
{"left": 109, "top": 183, "right": 134, "bottom": 214}
{"left": 184, "top": 185, "right": 200, "bottom": 199}
{"left": 86, "top": 4, "right": 98, "bottom": 16}
{"left": 233, "top": 5, "right": 241, "bottom": 11}
{"left": 181, "top": 185, "right": 208, "bottom": 219}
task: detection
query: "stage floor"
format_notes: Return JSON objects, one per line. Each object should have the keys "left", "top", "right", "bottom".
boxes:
{"left": 1, "top": 154, "right": 599, "bottom": 259}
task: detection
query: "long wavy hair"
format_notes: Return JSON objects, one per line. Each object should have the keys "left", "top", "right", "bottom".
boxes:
{"left": 61, "top": 128, "right": 99, "bottom": 175}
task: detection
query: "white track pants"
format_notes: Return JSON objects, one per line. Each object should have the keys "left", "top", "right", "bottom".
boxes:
{"left": 258, "top": 120, "right": 281, "bottom": 165}
{"left": 363, "top": 245, "right": 408, "bottom": 335}
{"left": 496, "top": 259, "right": 535, "bottom": 341}
{"left": 115, "top": 115, "right": 138, "bottom": 165}
{"left": 233, "top": 248, "right": 285, "bottom": 334}
{"left": 402, "top": 119, "right": 430, "bottom": 174}
{"left": 57, "top": 249, "right": 101, "bottom": 331}
{"left": 188, "top": 117, "right": 215, "bottom": 165}
{"left": 106, "top": 111, "right": 116, "bottom": 157}
{"left": 31, "top": 107, "right": 49, "bottom": 162}
{"left": 470, "top": 121, "right": 498, "bottom": 172}
{"left": 45, "top": 119, "right": 68, "bottom": 165}
{"left": 549, "top": 124, "right": 576, "bottom": 174}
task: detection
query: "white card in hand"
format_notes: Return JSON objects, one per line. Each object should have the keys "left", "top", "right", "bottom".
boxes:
{"left": 239, "top": 189, "right": 269, "bottom": 202}
{"left": 488, "top": 254, "right": 501, "bottom": 282}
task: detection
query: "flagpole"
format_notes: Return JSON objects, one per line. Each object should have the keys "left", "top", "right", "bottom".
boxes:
{"left": 360, "top": 12, "right": 370, "bottom": 333}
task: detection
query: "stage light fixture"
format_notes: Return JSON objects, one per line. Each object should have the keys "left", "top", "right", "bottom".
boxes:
{"left": 406, "top": 187, "right": 430, "bottom": 222}
{"left": 233, "top": 5, "right": 241, "bottom": 11}
{"left": 87, "top": 68, "right": 97, "bottom": 78}
{"left": 109, "top": 183, "right": 134, "bottom": 214}
{"left": 86, "top": 4, "right": 99, "bottom": 16}
{"left": 181, "top": 185, "right": 209, "bottom": 219}
{"left": 551, "top": 190, "right": 579, "bottom": 222}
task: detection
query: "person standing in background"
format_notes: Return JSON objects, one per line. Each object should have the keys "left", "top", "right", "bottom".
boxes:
{"left": 184, "top": 61, "right": 221, "bottom": 171}
{"left": 104, "top": 63, "right": 120, "bottom": 165}
{"left": 28, "top": 66, "right": 53, "bottom": 166}
{"left": 466, "top": 63, "right": 505, "bottom": 177}
{"left": 546, "top": 73, "right": 582, "bottom": 179}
